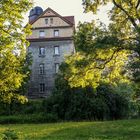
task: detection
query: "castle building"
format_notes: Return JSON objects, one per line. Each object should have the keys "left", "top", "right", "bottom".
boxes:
{"left": 27, "top": 7, "right": 75, "bottom": 98}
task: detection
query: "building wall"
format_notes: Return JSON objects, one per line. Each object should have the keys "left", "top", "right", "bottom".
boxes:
{"left": 28, "top": 27, "right": 74, "bottom": 39}
{"left": 28, "top": 40, "right": 74, "bottom": 98}
{"left": 27, "top": 7, "right": 75, "bottom": 98}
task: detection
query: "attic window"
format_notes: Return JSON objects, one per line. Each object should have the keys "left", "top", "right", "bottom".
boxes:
{"left": 45, "top": 19, "right": 48, "bottom": 24}
{"left": 50, "top": 18, "right": 53, "bottom": 24}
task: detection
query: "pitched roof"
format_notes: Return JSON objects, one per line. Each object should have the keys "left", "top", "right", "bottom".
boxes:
{"left": 29, "top": 7, "right": 75, "bottom": 26}
{"left": 63, "top": 16, "right": 75, "bottom": 25}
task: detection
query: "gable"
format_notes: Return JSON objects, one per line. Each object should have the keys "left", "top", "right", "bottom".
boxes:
{"left": 42, "top": 9, "right": 56, "bottom": 17}
{"left": 30, "top": 8, "right": 73, "bottom": 28}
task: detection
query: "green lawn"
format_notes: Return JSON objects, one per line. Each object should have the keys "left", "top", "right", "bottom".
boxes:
{"left": 0, "top": 119, "right": 140, "bottom": 140}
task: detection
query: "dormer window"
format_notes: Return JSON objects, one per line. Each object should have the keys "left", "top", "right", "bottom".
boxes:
{"left": 45, "top": 19, "right": 48, "bottom": 24}
{"left": 54, "top": 30, "right": 59, "bottom": 37}
{"left": 39, "top": 30, "right": 45, "bottom": 38}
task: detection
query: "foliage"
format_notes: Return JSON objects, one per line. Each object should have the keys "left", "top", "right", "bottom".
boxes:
{"left": 42, "top": 76, "right": 132, "bottom": 121}
{"left": 0, "top": 100, "right": 42, "bottom": 115}
{"left": 0, "top": 120, "right": 140, "bottom": 140}
{"left": 2, "top": 129, "right": 19, "bottom": 140}
{"left": 0, "top": 0, "right": 32, "bottom": 103}
{"left": 0, "top": 113, "right": 58, "bottom": 124}
{"left": 82, "top": 0, "right": 140, "bottom": 102}
{"left": 62, "top": 22, "right": 130, "bottom": 89}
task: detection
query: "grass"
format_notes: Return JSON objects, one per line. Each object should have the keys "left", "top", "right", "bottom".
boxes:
{"left": 0, "top": 119, "right": 140, "bottom": 140}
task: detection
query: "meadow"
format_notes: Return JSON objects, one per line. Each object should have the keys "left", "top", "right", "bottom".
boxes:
{"left": 0, "top": 119, "right": 140, "bottom": 140}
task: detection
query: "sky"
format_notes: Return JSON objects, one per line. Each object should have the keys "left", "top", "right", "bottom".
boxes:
{"left": 24, "top": 0, "right": 112, "bottom": 26}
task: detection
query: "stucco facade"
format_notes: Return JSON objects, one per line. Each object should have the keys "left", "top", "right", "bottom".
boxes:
{"left": 27, "top": 7, "right": 75, "bottom": 98}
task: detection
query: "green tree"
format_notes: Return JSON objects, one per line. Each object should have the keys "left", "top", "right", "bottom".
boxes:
{"left": 0, "top": 0, "right": 32, "bottom": 104}
{"left": 61, "top": 0, "right": 140, "bottom": 92}
{"left": 62, "top": 22, "right": 129, "bottom": 88}
{"left": 82, "top": 0, "right": 140, "bottom": 97}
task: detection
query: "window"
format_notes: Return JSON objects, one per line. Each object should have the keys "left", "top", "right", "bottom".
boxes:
{"left": 45, "top": 19, "right": 48, "bottom": 24}
{"left": 39, "top": 47, "right": 45, "bottom": 56}
{"left": 55, "top": 63, "right": 59, "bottom": 73}
{"left": 54, "top": 46, "right": 60, "bottom": 55}
{"left": 39, "top": 83, "right": 45, "bottom": 92}
{"left": 39, "top": 64, "right": 44, "bottom": 74}
{"left": 39, "top": 31, "right": 45, "bottom": 37}
{"left": 50, "top": 18, "right": 53, "bottom": 24}
{"left": 54, "top": 30, "right": 59, "bottom": 37}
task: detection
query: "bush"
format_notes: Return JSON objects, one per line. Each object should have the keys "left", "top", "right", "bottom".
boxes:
{"left": 0, "top": 113, "right": 58, "bottom": 124}
{"left": 0, "top": 100, "right": 43, "bottom": 116}
{"left": 41, "top": 78, "right": 131, "bottom": 121}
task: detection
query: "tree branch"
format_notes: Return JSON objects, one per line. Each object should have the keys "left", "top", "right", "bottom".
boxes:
{"left": 112, "top": 0, "right": 139, "bottom": 30}
{"left": 136, "top": 0, "right": 140, "bottom": 9}
{"left": 94, "top": 48, "right": 122, "bottom": 69}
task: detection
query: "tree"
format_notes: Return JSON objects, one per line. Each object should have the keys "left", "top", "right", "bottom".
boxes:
{"left": 0, "top": 0, "right": 32, "bottom": 104}
{"left": 62, "top": 22, "right": 129, "bottom": 88}
{"left": 60, "top": 1, "right": 140, "bottom": 92}
{"left": 82, "top": 0, "right": 140, "bottom": 96}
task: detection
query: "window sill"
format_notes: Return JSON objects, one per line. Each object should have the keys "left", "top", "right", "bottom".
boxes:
{"left": 39, "top": 92, "right": 45, "bottom": 94}
{"left": 39, "top": 74, "right": 45, "bottom": 76}
{"left": 38, "top": 55, "right": 46, "bottom": 57}
{"left": 53, "top": 54, "right": 60, "bottom": 57}
{"left": 39, "top": 36, "right": 46, "bottom": 38}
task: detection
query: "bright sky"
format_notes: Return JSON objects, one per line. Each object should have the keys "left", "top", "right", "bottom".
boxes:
{"left": 24, "top": 0, "right": 112, "bottom": 26}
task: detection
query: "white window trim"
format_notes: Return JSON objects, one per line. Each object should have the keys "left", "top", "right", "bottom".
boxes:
{"left": 54, "top": 30, "right": 59, "bottom": 37}
{"left": 39, "top": 31, "right": 45, "bottom": 38}
{"left": 39, "top": 47, "right": 45, "bottom": 56}
{"left": 54, "top": 46, "right": 60, "bottom": 55}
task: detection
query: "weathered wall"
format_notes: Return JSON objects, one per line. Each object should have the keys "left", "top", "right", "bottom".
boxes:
{"left": 28, "top": 27, "right": 74, "bottom": 39}
{"left": 28, "top": 40, "right": 74, "bottom": 98}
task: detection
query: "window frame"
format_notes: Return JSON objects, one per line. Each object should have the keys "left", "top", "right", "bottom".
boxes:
{"left": 39, "top": 63, "right": 45, "bottom": 75}
{"left": 54, "top": 30, "right": 59, "bottom": 37}
{"left": 39, "top": 47, "right": 45, "bottom": 56}
{"left": 55, "top": 63, "right": 59, "bottom": 74}
{"left": 45, "top": 18, "right": 48, "bottom": 24}
{"left": 54, "top": 46, "right": 60, "bottom": 55}
{"left": 39, "top": 83, "right": 45, "bottom": 92}
{"left": 50, "top": 18, "right": 53, "bottom": 24}
{"left": 39, "top": 30, "right": 45, "bottom": 38}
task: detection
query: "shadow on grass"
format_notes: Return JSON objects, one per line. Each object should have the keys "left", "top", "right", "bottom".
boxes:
{"left": 26, "top": 120, "right": 140, "bottom": 140}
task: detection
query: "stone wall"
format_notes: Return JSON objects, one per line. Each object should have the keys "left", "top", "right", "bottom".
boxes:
{"left": 28, "top": 40, "right": 74, "bottom": 98}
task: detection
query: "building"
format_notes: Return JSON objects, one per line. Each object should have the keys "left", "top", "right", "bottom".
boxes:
{"left": 27, "top": 7, "right": 75, "bottom": 98}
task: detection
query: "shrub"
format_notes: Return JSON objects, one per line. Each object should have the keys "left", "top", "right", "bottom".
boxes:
{"left": 42, "top": 77, "right": 131, "bottom": 121}
{"left": 0, "top": 113, "right": 58, "bottom": 124}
